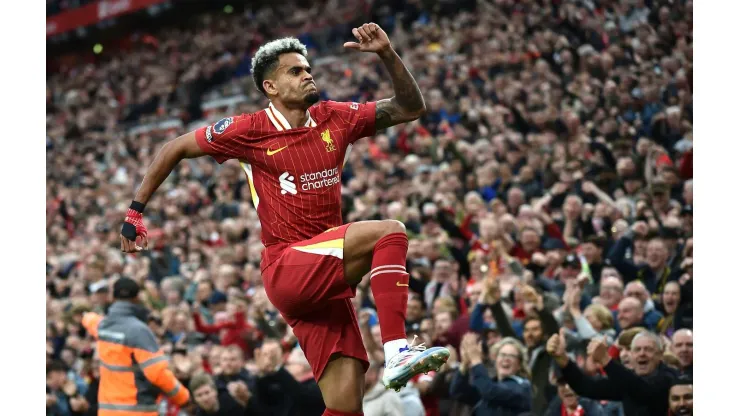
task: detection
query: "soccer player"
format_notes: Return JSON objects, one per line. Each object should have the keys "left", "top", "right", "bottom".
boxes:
{"left": 120, "top": 23, "right": 449, "bottom": 416}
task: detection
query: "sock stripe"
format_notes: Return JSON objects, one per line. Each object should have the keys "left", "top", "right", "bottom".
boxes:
{"left": 370, "top": 270, "right": 409, "bottom": 279}
{"left": 370, "top": 265, "right": 406, "bottom": 274}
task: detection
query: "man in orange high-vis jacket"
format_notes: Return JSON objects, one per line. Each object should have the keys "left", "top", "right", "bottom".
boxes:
{"left": 82, "top": 277, "right": 190, "bottom": 415}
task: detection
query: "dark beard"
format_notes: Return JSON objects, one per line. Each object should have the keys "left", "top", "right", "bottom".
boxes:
{"left": 304, "top": 91, "right": 320, "bottom": 105}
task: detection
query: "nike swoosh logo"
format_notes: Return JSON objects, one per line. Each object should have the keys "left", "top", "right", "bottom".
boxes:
{"left": 396, "top": 282, "right": 409, "bottom": 287}
{"left": 267, "top": 146, "right": 288, "bottom": 156}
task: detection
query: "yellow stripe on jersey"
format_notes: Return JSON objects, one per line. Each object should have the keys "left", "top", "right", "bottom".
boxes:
{"left": 292, "top": 238, "right": 344, "bottom": 259}
{"left": 239, "top": 162, "right": 260, "bottom": 209}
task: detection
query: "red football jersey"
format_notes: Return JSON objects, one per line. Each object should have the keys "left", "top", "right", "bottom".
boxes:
{"left": 194, "top": 100, "right": 376, "bottom": 267}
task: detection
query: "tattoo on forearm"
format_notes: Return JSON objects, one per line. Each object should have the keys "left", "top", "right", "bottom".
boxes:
{"left": 375, "top": 49, "right": 426, "bottom": 130}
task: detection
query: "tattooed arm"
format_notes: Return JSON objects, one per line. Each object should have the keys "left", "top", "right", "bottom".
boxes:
{"left": 375, "top": 48, "right": 427, "bottom": 130}
{"left": 344, "top": 23, "right": 426, "bottom": 130}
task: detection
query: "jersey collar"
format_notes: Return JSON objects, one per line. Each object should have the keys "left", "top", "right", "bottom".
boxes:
{"left": 266, "top": 102, "right": 316, "bottom": 131}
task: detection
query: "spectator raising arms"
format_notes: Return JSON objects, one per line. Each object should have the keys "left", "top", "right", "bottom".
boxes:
{"left": 450, "top": 333, "right": 532, "bottom": 415}
{"left": 547, "top": 329, "right": 678, "bottom": 416}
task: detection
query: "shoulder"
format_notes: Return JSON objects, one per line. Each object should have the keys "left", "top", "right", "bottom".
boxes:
{"left": 318, "top": 100, "right": 371, "bottom": 117}
{"left": 82, "top": 312, "right": 102, "bottom": 326}
{"left": 658, "top": 363, "right": 681, "bottom": 379}
{"left": 579, "top": 398, "right": 603, "bottom": 412}
{"left": 506, "top": 375, "right": 532, "bottom": 388}
{"left": 122, "top": 320, "right": 158, "bottom": 348}
{"left": 205, "top": 112, "right": 264, "bottom": 139}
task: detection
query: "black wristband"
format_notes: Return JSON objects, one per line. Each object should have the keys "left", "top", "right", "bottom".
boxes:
{"left": 130, "top": 201, "right": 146, "bottom": 213}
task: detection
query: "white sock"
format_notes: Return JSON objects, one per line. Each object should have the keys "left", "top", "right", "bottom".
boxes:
{"left": 384, "top": 339, "right": 409, "bottom": 362}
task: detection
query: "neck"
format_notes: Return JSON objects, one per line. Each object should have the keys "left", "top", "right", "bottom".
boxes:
{"left": 272, "top": 100, "right": 308, "bottom": 129}
{"left": 566, "top": 402, "right": 578, "bottom": 411}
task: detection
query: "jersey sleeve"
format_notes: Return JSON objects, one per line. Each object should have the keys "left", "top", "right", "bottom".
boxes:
{"left": 194, "top": 114, "right": 253, "bottom": 164}
{"left": 324, "top": 100, "right": 376, "bottom": 144}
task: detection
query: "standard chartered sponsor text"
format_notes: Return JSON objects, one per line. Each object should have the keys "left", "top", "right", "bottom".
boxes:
{"left": 300, "top": 167, "right": 340, "bottom": 191}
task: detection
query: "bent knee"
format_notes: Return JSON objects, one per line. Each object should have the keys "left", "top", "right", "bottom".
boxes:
{"left": 381, "top": 219, "right": 406, "bottom": 236}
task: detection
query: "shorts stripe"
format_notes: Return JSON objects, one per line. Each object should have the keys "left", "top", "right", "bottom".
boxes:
{"left": 293, "top": 238, "right": 344, "bottom": 259}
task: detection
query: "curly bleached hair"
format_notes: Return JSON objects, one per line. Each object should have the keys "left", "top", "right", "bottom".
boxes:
{"left": 491, "top": 336, "right": 531, "bottom": 380}
{"left": 251, "top": 37, "right": 308, "bottom": 96}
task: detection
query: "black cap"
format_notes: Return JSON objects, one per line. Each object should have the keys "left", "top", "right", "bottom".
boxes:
{"left": 562, "top": 253, "right": 580, "bottom": 268}
{"left": 113, "top": 277, "right": 140, "bottom": 300}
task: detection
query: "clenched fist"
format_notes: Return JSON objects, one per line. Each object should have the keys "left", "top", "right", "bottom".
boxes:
{"left": 547, "top": 328, "right": 569, "bottom": 368}
{"left": 587, "top": 337, "right": 611, "bottom": 368}
{"left": 343, "top": 23, "right": 392, "bottom": 54}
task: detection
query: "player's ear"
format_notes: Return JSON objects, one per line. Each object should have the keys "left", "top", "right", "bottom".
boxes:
{"left": 263, "top": 79, "right": 278, "bottom": 97}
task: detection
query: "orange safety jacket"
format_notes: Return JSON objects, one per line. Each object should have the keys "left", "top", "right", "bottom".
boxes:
{"left": 82, "top": 301, "right": 190, "bottom": 415}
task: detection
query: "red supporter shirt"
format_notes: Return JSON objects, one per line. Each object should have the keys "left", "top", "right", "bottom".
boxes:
{"left": 410, "top": 371, "right": 440, "bottom": 416}
{"left": 195, "top": 101, "right": 376, "bottom": 268}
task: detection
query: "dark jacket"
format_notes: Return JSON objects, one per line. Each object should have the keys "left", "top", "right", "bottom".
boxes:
{"left": 606, "top": 233, "right": 680, "bottom": 297}
{"left": 490, "top": 301, "right": 558, "bottom": 415}
{"left": 430, "top": 367, "right": 474, "bottom": 416}
{"left": 215, "top": 369, "right": 259, "bottom": 398}
{"left": 215, "top": 369, "right": 268, "bottom": 415}
{"left": 560, "top": 360, "right": 678, "bottom": 416}
{"left": 449, "top": 364, "right": 532, "bottom": 416}
{"left": 255, "top": 367, "right": 325, "bottom": 416}
{"left": 195, "top": 392, "right": 247, "bottom": 416}
{"left": 544, "top": 396, "right": 606, "bottom": 416}
{"left": 84, "top": 377, "right": 99, "bottom": 416}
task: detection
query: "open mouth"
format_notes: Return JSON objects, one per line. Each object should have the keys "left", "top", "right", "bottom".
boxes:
{"left": 675, "top": 407, "right": 691, "bottom": 415}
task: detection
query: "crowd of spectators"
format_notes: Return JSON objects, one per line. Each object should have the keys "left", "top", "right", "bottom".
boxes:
{"left": 47, "top": 0, "right": 96, "bottom": 16}
{"left": 46, "top": 0, "right": 694, "bottom": 415}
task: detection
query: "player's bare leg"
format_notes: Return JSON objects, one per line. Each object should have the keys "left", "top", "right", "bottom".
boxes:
{"left": 317, "top": 355, "right": 365, "bottom": 415}
{"left": 343, "top": 220, "right": 449, "bottom": 391}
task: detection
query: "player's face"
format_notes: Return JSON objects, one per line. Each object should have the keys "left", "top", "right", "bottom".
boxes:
{"left": 275, "top": 53, "right": 319, "bottom": 107}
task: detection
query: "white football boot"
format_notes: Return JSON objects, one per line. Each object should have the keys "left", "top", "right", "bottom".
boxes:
{"left": 382, "top": 335, "right": 450, "bottom": 392}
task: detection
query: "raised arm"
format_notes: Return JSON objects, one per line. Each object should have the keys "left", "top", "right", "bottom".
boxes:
{"left": 121, "top": 115, "right": 251, "bottom": 252}
{"left": 343, "top": 23, "right": 426, "bottom": 130}
{"left": 606, "top": 223, "right": 648, "bottom": 282}
{"left": 374, "top": 46, "right": 426, "bottom": 130}
{"left": 133, "top": 131, "right": 206, "bottom": 207}
{"left": 560, "top": 360, "right": 621, "bottom": 401}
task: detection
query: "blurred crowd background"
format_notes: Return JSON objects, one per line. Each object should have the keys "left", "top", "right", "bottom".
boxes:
{"left": 46, "top": 0, "right": 693, "bottom": 415}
